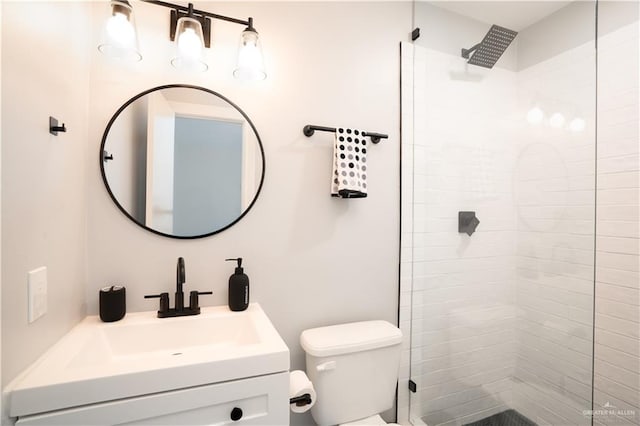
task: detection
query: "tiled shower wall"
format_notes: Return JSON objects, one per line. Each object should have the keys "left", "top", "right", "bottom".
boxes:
{"left": 512, "top": 38, "right": 596, "bottom": 426}
{"left": 592, "top": 20, "right": 639, "bottom": 426}
{"left": 512, "top": 17, "right": 639, "bottom": 426}
{"left": 399, "top": 5, "right": 638, "bottom": 426}
{"left": 400, "top": 42, "right": 521, "bottom": 425}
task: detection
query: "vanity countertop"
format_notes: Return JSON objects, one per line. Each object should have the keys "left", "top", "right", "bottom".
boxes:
{"left": 8, "top": 303, "right": 289, "bottom": 418}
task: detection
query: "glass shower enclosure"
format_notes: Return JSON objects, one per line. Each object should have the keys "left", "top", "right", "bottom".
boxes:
{"left": 401, "top": 2, "right": 602, "bottom": 425}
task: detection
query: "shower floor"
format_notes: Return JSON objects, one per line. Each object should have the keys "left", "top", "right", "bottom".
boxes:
{"left": 463, "top": 409, "right": 537, "bottom": 426}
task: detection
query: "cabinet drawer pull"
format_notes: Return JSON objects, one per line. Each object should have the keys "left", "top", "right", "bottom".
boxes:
{"left": 230, "top": 407, "right": 243, "bottom": 421}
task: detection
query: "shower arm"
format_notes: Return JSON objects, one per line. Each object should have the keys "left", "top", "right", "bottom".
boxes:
{"left": 461, "top": 43, "right": 482, "bottom": 59}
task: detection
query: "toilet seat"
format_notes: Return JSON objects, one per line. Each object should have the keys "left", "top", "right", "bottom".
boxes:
{"left": 340, "top": 414, "right": 400, "bottom": 426}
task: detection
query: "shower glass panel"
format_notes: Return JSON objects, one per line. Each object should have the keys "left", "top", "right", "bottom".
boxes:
{"left": 405, "top": 2, "right": 597, "bottom": 425}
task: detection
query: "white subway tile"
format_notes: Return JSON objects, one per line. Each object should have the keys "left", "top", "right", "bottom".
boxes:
{"left": 596, "top": 328, "right": 640, "bottom": 356}
{"left": 598, "top": 104, "right": 639, "bottom": 128}
{"left": 596, "top": 220, "right": 640, "bottom": 239}
{"left": 597, "top": 205, "right": 640, "bottom": 222}
{"left": 595, "top": 343, "right": 640, "bottom": 375}
{"left": 594, "top": 358, "right": 640, "bottom": 391}
{"left": 596, "top": 236, "right": 640, "bottom": 255}
{"left": 598, "top": 154, "right": 640, "bottom": 174}
{"left": 594, "top": 388, "right": 640, "bottom": 415}
{"left": 598, "top": 136, "right": 640, "bottom": 158}
{"left": 597, "top": 252, "right": 640, "bottom": 272}
{"left": 596, "top": 267, "right": 640, "bottom": 289}
{"left": 596, "top": 283, "right": 640, "bottom": 306}
{"left": 423, "top": 391, "right": 511, "bottom": 426}
{"left": 596, "top": 298, "right": 640, "bottom": 324}
{"left": 594, "top": 374, "right": 640, "bottom": 411}
{"left": 596, "top": 313, "right": 640, "bottom": 340}
{"left": 597, "top": 171, "right": 639, "bottom": 190}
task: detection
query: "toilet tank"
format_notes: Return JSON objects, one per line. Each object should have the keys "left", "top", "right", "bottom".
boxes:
{"left": 300, "top": 321, "right": 403, "bottom": 426}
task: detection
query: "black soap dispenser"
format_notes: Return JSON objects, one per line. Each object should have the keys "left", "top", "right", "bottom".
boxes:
{"left": 226, "top": 258, "right": 249, "bottom": 311}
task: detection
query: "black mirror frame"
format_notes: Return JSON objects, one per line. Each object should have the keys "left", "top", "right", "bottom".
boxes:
{"left": 99, "top": 84, "right": 266, "bottom": 239}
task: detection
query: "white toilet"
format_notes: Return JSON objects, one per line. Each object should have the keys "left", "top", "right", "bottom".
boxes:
{"left": 300, "top": 320, "right": 403, "bottom": 426}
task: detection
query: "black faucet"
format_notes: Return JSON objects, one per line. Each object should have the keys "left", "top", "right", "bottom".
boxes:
{"left": 175, "top": 257, "right": 186, "bottom": 311}
{"left": 144, "top": 257, "right": 212, "bottom": 318}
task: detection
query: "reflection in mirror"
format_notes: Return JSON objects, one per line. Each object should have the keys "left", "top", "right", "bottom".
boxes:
{"left": 101, "top": 85, "right": 264, "bottom": 238}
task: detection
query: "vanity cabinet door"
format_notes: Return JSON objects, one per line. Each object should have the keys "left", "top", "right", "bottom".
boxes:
{"left": 15, "top": 372, "right": 289, "bottom": 425}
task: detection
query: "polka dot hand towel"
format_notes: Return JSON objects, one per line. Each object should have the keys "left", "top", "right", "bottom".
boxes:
{"left": 331, "top": 127, "right": 368, "bottom": 198}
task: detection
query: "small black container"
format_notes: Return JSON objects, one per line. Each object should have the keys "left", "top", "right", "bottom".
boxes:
{"left": 99, "top": 286, "right": 126, "bottom": 322}
{"left": 226, "top": 258, "right": 249, "bottom": 311}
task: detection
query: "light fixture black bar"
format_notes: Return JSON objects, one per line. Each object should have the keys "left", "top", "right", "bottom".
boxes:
{"left": 140, "top": 0, "right": 251, "bottom": 27}
{"left": 303, "top": 124, "right": 388, "bottom": 144}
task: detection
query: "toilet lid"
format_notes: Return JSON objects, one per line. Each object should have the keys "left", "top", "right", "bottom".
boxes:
{"left": 301, "top": 321, "right": 402, "bottom": 357}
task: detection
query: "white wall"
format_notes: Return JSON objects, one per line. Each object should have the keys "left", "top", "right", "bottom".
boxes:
{"left": 85, "top": 2, "right": 410, "bottom": 425}
{"left": 1, "top": 0, "right": 91, "bottom": 394}
{"left": 0, "top": 2, "right": 410, "bottom": 424}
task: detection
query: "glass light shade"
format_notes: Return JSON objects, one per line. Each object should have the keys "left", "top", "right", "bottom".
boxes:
{"left": 98, "top": 0, "right": 142, "bottom": 62}
{"left": 171, "top": 17, "right": 208, "bottom": 72}
{"left": 526, "top": 106, "right": 544, "bottom": 124}
{"left": 549, "top": 112, "right": 565, "bottom": 128}
{"left": 234, "top": 29, "right": 266, "bottom": 81}
{"left": 569, "top": 117, "right": 586, "bottom": 132}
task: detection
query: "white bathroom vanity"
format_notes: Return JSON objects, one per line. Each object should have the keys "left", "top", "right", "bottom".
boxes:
{"left": 7, "top": 304, "right": 290, "bottom": 425}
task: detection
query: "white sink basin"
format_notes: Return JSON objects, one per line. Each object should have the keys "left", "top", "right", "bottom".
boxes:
{"left": 8, "top": 303, "right": 289, "bottom": 418}
{"left": 73, "top": 313, "right": 261, "bottom": 364}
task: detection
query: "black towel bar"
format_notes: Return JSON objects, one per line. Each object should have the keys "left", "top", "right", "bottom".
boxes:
{"left": 303, "top": 124, "right": 388, "bottom": 144}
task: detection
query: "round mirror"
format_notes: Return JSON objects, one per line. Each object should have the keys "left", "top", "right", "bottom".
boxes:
{"left": 100, "top": 85, "right": 265, "bottom": 239}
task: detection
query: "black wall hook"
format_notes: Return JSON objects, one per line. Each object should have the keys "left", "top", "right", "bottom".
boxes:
{"left": 49, "top": 116, "right": 67, "bottom": 136}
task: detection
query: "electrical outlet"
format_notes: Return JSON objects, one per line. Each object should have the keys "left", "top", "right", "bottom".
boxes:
{"left": 28, "top": 267, "right": 47, "bottom": 323}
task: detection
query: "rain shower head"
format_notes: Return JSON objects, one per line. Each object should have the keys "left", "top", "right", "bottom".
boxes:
{"left": 462, "top": 24, "right": 518, "bottom": 69}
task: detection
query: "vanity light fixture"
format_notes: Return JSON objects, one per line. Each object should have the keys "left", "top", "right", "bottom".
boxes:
{"left": 170, "top": 3, "right": 208, "bottom": 72}
{"left": 98, "top": 0, "right": 142, "bottom": 62}
{"left": 99, "top": 0, "right": 267, "bottom": 80}
{"left": 234, "top": 18, "right": 266, "bottom": 81}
